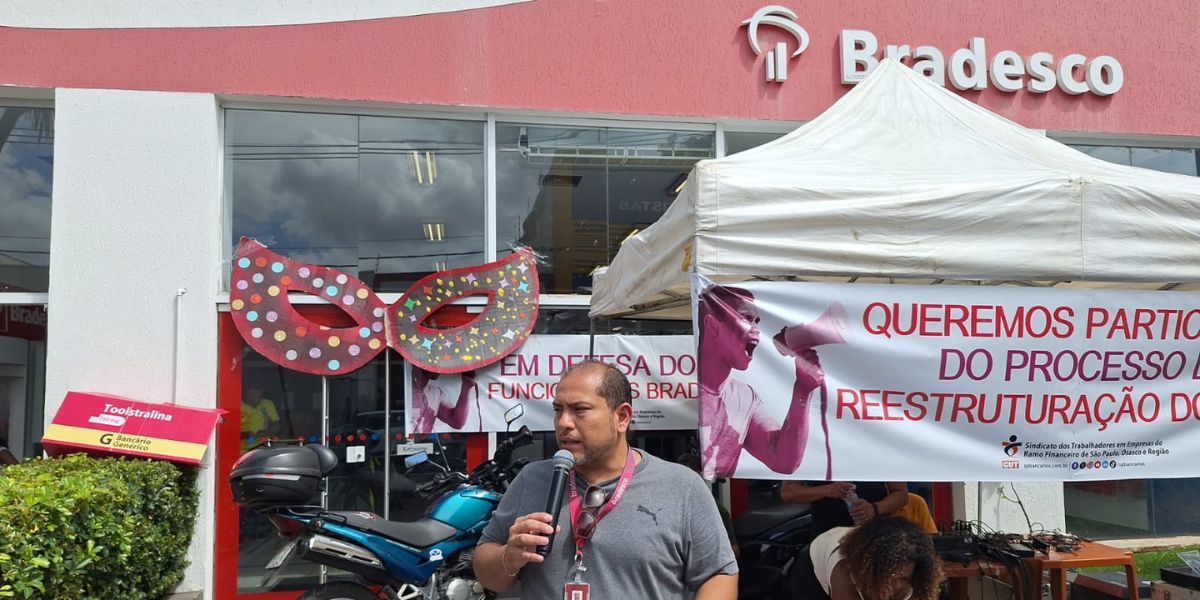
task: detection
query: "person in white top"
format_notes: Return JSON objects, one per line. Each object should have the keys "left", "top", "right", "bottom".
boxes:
{"left": 796, "top": 516, "right": 943, "bottom": 600}
{"left": 410, "top": 368, "right": 479, "bottom": 433}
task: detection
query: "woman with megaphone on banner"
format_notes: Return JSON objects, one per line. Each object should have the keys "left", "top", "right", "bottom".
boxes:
{"left": 696, "top": 284, "right": 847, "bottom": 480}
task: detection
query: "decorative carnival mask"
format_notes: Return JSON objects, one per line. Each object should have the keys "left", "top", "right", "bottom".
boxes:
{"left": 229, "top": 237, "right": 539, "bottom": 375}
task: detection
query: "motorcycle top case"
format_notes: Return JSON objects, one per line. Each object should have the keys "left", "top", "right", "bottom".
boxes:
{"left": 230, "top": 444, "right": 337, "bottom": 509}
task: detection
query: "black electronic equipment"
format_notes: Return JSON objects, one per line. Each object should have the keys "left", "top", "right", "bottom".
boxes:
{"left": 932, "top": 533, "right": 979, "bottom": 561}
{"left": 1162, "top": 567, "right": 1200, "bottom": 591}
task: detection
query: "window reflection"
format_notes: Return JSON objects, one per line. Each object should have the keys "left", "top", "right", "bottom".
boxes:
{"left": 1070, "top": 144, "right": 1199, "bottom": 177}
{"left": 1064, "top": 480, "right": 1151, "bottom": 539}
{"left": 534, "top": 307, "right": 692, "bottom": 336}
{"left": 227, "top": 110, "right": 485, "bottom": 293}
{"left": 1071, "top": 144, "right": 1131, "bottom": 165}
{"left": 496, "top": 124, "right": 714, "bottom": 294}
{"left": 0, "top": 107, "right": 53, "bottom": 293}
{"left": 1132, "top": 147, "right": 1197, "bottom": 176}
{"left": 724, "top": 131, "right": 785, "bottom": 156}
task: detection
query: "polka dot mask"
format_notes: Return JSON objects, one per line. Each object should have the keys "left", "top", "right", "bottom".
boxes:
{"left": 230, "top": 237, "right": 539, "bottom": 375}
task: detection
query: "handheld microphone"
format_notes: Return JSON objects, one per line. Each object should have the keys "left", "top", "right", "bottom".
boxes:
{"left": 536, "top": 450, "right": 575, "bottom": 557}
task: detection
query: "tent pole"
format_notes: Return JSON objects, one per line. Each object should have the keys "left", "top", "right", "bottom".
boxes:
{"left": 588, "top": 318, "right": 596, "bottom": 357}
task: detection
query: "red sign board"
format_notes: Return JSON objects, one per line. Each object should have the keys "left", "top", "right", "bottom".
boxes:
{"left": 42, "top": 391, "right": 225, "bottom": 465}
{"left": 0, "top": 305, "right": 46, "bottom": 341}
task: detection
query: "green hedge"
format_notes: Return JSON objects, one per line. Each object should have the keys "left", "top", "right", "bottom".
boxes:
{"left": 0, "top": 454, "right": 199, "bottom": 599}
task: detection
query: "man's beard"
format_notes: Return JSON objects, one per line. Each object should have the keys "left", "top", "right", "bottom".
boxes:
{"left": 573, "top": 426, "right": 620, "bottom": 468}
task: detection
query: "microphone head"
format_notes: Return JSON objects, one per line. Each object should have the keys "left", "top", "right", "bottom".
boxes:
{"left": 551, "top": 449, "right": 575, "bottom": 470}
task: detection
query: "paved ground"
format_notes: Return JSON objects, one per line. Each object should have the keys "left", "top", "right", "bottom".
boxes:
{"left": 1104, "top": 536, "right": 1200, "bottom": 552}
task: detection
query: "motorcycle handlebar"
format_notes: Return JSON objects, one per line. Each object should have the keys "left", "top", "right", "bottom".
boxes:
{"left": 415, "top": 479, "right": 441, "bottom": 495}
{"left": 416, "top": 471, "right": 468, "bottom": 497}
{"left": 416, "top": 427, "right": 535, "bottom": 497}
{"left": 496, "top": 426, "right": 533, "bottom": 455}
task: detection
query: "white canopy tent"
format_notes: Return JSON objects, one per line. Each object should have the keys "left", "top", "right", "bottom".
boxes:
{"left": 590, "top": 59, "right": 1200, "bottom": 320}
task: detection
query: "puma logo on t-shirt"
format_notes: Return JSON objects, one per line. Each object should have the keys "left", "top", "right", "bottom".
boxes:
{"left": 637, "top": 505, "right": 660, "bottom": 525}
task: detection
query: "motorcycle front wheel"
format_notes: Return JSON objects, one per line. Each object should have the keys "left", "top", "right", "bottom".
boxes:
{"left": 297, "top": 582, "right": 383, "bottom": 600}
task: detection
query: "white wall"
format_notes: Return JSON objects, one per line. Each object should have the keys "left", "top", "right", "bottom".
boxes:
{"left": 47, "top": 88, "right": 222, "bottom": 599}
{"left": 955, "top": 481, "right": 1065, "bottom": 534}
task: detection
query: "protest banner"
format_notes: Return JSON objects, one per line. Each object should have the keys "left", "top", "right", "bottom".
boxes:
{"left": 694, "top": 276, "right": 1200, "bottom": 481}
{"left": 407, "top": 334, "right": 696, "bottom": 433}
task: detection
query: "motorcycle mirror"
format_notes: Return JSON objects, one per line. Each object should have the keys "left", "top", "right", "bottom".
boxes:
{"left": 504, "top": 403, "right": 524, "bottom": 429}
{"left": 430, "top": 433, "right": 454, "bottom": 472}
{"left": 402, "top": 450, "right": 429, "bottom": 470}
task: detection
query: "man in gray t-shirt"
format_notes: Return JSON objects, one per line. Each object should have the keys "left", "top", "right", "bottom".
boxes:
{"left": 473, "top": 361, "right": 738, "bottom": 599}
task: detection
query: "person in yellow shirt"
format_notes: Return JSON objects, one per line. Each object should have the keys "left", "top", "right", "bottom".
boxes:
{"left": 241, "top": 388, "right": 280, "bottom": 451}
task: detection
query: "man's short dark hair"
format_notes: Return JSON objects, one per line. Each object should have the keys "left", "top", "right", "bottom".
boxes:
{"left": 564, "top": 359, "right": 632, "bottom": 411}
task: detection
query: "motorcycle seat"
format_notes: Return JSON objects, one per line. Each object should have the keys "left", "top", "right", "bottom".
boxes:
{"left": 327, "top": 511, "right": 457, "bottom": 548}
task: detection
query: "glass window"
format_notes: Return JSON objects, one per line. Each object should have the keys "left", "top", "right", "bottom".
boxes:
{"left": 235, "top": 346, "right": 324, "bottom": 593}
{"left": 226, "top": 110, "right": 485, "bottom": 293}
{"left": 0, "top": 105, "right": 52, "bottom": 462}
{"left": 0, "top": 305, "right": 46, "bottom": 460}
{"left": 1071, "top": 144, "right": 1131, "bottom": 165}
{"left": 534, "top": 307, "right": 692, "bottom": 336}
{"left": 725, "top": 131, "right": 786, "bottom": 156}
{"left": 1132, "top": 147, "right": 1197, "bottom": 176}
{"left": 1065, "top": 481, "right": 1151, "bottom": 539}
{"left": 0, "top": 107, "right": 53, "bottom": 293}
{"left": 496, "top": 124, "right": 714, "bottom": 294}
{"left": 1071, "top": 144, "right": 1199, "bottom": 176}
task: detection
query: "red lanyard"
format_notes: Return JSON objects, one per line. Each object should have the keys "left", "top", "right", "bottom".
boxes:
{"left": 567, "top": 447, "right": 636, "bottom": 563}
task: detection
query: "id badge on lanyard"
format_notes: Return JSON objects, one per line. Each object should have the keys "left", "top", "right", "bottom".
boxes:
{"left": 564, "top": 447, "right": 636, "bottom": 600}
{"left": 564, "top": 581, "right": 591, "bottom": 600}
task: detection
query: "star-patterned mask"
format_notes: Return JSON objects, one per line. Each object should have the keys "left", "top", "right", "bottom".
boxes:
{"left": 229, "top": 237, "right": 539, "bottom": 374}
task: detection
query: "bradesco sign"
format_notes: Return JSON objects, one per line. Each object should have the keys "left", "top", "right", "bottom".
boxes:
{"left": 840, "top": 31, "right": 1123, "bottom": 96}
{"left": 742, "top": 6, "right": 1124, "bottom": 96}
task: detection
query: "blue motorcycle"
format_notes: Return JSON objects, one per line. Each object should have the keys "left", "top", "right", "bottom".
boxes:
{"left": 230, "top": 425, "right": 533, "bottom": 600}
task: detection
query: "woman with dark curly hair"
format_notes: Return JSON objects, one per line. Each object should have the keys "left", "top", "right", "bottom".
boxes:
{"left": 793, "top": 515, "right": 944, "bottom": 600}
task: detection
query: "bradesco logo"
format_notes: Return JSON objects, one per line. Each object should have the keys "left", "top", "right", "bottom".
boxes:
{"left": 741, "top": 5, "right": 1124, "bottom": 96}
{"left": 841, "top": 31, "right": 1123, "bottom": 96}
{"left": 742, "top": 5, "right": 810, "bottom": 82}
